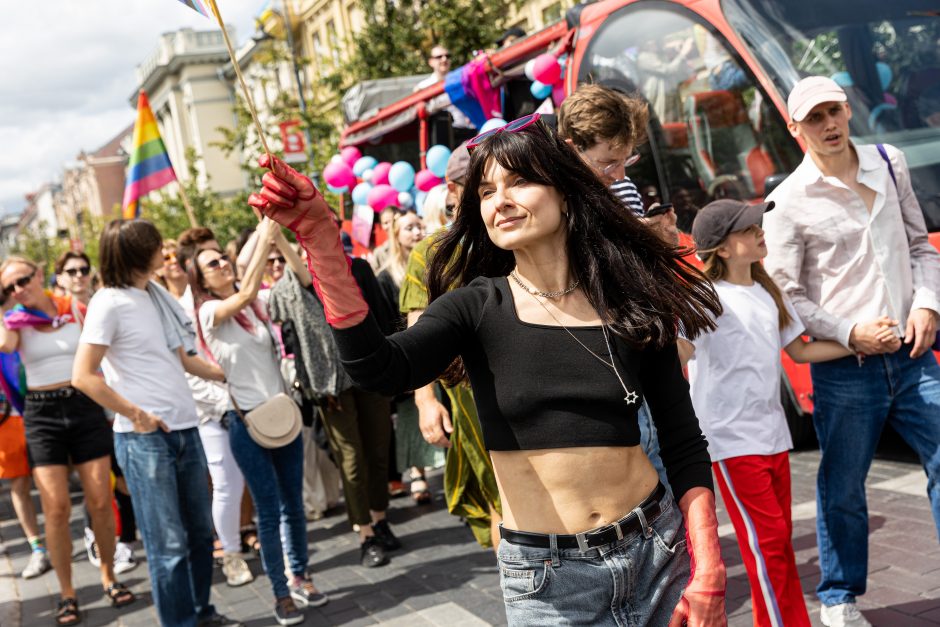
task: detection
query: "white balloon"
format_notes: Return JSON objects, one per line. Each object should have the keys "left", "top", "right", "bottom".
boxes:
{"left": 480, "top": 118, "right": 508, "bottom": 133}
{"left": 361, "top": 168, "right": 374, "bottom": 183}
{"left": 330, "top": 154, "right": 344, "bottom": 164}
{"left": 524, "top": 59, "right": 537, "bottom": 81}
{"left": 398, "top": 191, "right": 414, "bottom": 208}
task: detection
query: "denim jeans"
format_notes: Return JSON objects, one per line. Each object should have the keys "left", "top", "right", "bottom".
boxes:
{"left": 638, "top": 400, "right": 670, "bottom": 491}
{"left": 114, "top": 428, "right": 215, "bottom": 627}
{"left": 226, "top": 410, "right": 307, "bottom": 599}
{"left": 497, "top": 490, "right": 689, "bottom": 626}
{"left": 810, "top": 344, "right": 940, "bottom": 606}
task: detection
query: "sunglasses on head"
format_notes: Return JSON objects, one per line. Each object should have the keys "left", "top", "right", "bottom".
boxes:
{"left": 64, "top": 266, "right": 91, "bottom": 277}
{"left": 467, "top": 113, "right": 542, "bottom": 153}
{"left": 3, "top": 271, "right": 36, "bottom": 296}
{"left": 644, "top": 203, "right": 674, "bottom": 218}
{"left": 266, "top": 256, "right": 287, "bottom": 265}
{"left": 203, "top": 254, "right": 231, "bottom": 271}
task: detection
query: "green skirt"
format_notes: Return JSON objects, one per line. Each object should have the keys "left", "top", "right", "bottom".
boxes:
{"left": 395, "top": 395, "right": 446, "bottom": 473}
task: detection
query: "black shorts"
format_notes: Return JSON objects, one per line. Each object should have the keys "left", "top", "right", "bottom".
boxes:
{"left": 23, "top": 387, "right": 113, "bottom": 468}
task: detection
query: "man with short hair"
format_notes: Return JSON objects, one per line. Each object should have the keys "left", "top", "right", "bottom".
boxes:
{"left": 764, "top": 76, "right": 940, "bottom": 627}
{"left": 415, "top": 44, "right": 473, "bottom": 131}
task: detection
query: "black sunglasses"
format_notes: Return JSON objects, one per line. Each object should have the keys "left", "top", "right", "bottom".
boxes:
{"left": 266, "top": 256, "right": 287, "bottom": 265}
{"left": 3, "top": 271, "right": 36, "bottom": 296}
{"left": 203, "top": 254, "right": 231, "bottom": 271}
{"left": 64, "top": 266, "right": 91, "bottom": 277}
{"left": 430, "top": 53, "right": 450, "bottom": 60}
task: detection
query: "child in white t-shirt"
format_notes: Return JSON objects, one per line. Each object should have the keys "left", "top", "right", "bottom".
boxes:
{"left": 681, "top": 199, "right": 898, "bottom": 627}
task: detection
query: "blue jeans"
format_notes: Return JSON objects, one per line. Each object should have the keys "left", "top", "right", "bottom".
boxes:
{"left": 811, "top": 344, "right": 940, "bottom": 606}
{"left": 226, "top": 411, "right": 307, "bottom": 599}
{"left": 114, "top": 428, "right": 215, "bottom": 627}
{"left": 638, "top": 400, "right": 670, "bottom": 490}
{"left": 497, "top": 490, "right": 689, "bottom": 626}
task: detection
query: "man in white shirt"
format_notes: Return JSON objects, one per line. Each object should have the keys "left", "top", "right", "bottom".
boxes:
{"left": 764, "top": 76, "right": 940, "bottom": 627}
{"left": 414, "top": 44, "right": 473, "bottom": 130}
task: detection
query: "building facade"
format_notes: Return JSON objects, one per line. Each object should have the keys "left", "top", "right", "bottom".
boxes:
{"left": 58, "top": 125, "right": 132, "bottom": 231}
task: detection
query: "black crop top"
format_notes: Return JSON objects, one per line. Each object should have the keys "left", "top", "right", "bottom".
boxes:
{"left": 333, "top": 276, "right": 712, "bottom": 499}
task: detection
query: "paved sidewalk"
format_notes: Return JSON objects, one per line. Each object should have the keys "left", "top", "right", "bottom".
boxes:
{"left": 2, "top": 451, "right": 938, "bottom": 626}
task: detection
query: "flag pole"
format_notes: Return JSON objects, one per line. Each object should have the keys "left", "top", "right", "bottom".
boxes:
{"left": 204, "top": 0, "right": 272, "bottom": 159}
{"left": 178, "top": 187, "right": 199, "bottom": 227}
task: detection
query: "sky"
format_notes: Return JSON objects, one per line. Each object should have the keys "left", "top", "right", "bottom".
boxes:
{"left": 0, "top": 1, "right": 265, "bottom": 215}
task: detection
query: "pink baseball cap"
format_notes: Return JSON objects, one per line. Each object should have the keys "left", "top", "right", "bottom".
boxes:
{"left": 787, "top": 76, "right": 847, "bottom": 122}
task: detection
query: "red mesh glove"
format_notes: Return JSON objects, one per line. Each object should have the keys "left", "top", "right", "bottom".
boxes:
{"left": 248, "top": 155, "right": 368, "bottom": 328}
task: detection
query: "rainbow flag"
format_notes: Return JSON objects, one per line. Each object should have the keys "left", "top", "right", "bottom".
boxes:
{"left": 122, "top": 90, "right": 178, "bottom": 219}
{"left": 176, "top": 0, "right": 212, "bottom": 18}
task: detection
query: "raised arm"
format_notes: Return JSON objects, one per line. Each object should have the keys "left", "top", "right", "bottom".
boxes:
{"left": 273, "top": 228, "right": 313, "bottom": 288}
{"left": 209, "top": 218, "right": 277, "bottom": 327}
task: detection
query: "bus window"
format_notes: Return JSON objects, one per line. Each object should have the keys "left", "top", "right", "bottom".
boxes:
{"left": 579, "top": 4, "right": 802, "bottom": 232}
{"left": 723, "top": 0, "right": 940, "bottom": 229}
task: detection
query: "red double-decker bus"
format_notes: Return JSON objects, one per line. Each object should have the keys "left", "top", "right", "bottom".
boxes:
{"left": 341, "top": 0, "right": 940, "bottom": 445}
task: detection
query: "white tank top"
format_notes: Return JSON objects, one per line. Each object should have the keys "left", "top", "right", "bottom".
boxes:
{"left": 18, "top": 323, "right": 81, "bottom": 388}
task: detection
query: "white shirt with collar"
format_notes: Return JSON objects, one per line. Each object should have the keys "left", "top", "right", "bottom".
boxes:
{"left": 764, "top": 142, "right": 940, "bottom": 348}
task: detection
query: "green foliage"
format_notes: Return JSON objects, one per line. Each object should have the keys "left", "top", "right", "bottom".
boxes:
{"left": 13, "top": 222, "right": 69, "bottom": 278}
{"left": 330, "top": 0, "right": 512, "bottom": 87}
{"left": 142, "top": 147, "right": 257, "bottom": 244}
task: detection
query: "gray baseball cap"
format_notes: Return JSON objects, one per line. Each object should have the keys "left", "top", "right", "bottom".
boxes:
{"left": 691, "top": 199, "right": 774, "bottom": 256}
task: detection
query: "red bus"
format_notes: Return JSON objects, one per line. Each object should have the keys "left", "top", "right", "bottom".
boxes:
{"left": 340, "top": 0, "right": 940, "bottom": 445}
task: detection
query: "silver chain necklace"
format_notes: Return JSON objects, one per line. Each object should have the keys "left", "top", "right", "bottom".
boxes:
{"left": 510, "top": 270, "right": 580, "bottom": 300}
{"left": 521, "top": 289, "right": 639, "bottom": 405}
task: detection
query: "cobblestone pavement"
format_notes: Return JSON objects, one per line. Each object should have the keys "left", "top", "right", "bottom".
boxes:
{"left": 2, "top": 450, "right": 938, "bottom": 626}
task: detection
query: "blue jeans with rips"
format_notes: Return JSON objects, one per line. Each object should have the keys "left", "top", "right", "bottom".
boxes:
{"left": 225, "top": 410, "right": 307, "bottom": 600}
{"left": 810, "top": 343, "right": 940, "bottom": 607}
{"left": 497, "top": 489, "right": 689, "bottom": 626}
{"left": 114, "top": 428, "right": 215, "bottom": 627}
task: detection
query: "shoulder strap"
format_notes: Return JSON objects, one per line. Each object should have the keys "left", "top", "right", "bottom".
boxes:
{"left": 876, "top": 144, "right": 898, "bottom": 192}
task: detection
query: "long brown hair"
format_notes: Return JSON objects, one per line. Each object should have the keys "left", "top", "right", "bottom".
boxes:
{"left": 701, "top": 251, "right": 792, "bottom": 329}
{"left": 187, "top": 250, "right": 269, "bottom": 346}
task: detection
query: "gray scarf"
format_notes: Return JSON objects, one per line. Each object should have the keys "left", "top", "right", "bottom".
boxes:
{"left": 146, "top": 280, "right": 197, "bottom": 356}
{"left": 268, "top": 269, "right": 351, "bottom": 397}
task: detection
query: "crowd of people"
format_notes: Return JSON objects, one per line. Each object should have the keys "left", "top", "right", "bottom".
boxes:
{"left": 0, "top": 73, "right": 938, "bottom": 627}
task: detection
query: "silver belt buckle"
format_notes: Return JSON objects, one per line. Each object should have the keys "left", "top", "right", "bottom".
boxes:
{"left": 575, "top": 531, "right": 591, "bottom": 553}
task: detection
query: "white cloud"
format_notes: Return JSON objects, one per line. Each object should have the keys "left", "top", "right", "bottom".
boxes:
{"left": 0, "top": 0, "right": 264, "bottom": 214}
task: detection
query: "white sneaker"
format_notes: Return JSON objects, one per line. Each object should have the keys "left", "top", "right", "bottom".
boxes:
{"left": 820, "top": 603, "right": 871, "bottom": 627}
{"left": 222, "top": 552, "right": 254, "bottom": 587}
{"left": 113, "top": 542, "right": 138, "bottom": 575}
{"left": 21, "top": 550, "right": 51, "bottom": 579}
{"left": 83, "top": 527, "right": 101, "bottom": 568}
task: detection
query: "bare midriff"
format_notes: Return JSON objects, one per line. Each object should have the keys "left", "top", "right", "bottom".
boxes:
{"left": 29, "top": 380, "right": 74, "bottom": 392}
{"left": 492, "top": 445, "right": 660, "bottom": 535}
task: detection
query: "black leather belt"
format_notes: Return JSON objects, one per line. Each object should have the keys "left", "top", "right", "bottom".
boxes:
{"left": 26, "top": 386, "right": 78, "bottom": 400}
{"left": 500, "top": 482, "right": 667, "bottom": 552}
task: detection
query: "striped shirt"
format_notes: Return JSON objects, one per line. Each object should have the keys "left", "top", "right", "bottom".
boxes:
{"left": 610, "top": 177, "right": 644, "bottom": 216}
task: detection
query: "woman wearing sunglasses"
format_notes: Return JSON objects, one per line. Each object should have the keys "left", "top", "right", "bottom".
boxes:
{"left": 188, "top": 218, "right": 328, "bottom": 625}
{"left": 0, "top": 256, "right": 136, "bottom": 625}
{"left": 55, "top": 251, "right": 94, "bottom": 306}
{"left": 249, "top": 114, "right": 727, "bottom": 626}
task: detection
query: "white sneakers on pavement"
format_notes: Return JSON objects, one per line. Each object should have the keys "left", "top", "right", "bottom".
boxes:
{"left": 113, "top": 541, "right": 138, "bottom": 574}
{"left": 84, "top": 527, "right": 101, "bottom": 568}
{"left": 22, "top": 550, "right": 51, "bottom": 579}
{"left": 820, "top": 602, "right": 872, "bottom": 627}
{"left": 222, "top": 552, "right": 254, "bottom": 587}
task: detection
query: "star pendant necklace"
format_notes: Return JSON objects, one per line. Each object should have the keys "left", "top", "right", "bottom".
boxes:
{"left": 513, "top": 274, "right": 639, "bottom": 405}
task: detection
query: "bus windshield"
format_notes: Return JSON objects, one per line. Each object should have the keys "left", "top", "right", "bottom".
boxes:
{"left": 723, "top": 0, "right": 940, "bottom": 228}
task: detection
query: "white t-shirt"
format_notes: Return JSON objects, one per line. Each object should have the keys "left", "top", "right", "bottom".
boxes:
{"left": 80, "top": 287, "right": 199, "bottom": 433}
{"left": 686, "top": 280, "right": 804, "bottom": 461}
{"left": 198, "top": 300, "right": 283, "bottom": 410}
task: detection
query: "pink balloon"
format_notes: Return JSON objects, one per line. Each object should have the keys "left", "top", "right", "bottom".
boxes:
{"left": 415, "top": 169, "right": 443, "bottom": 192}
{"left": 323, "top": 161, "right": 356, "bottom": 190}
{"left": 533, "top": 53, "right": 561, "bottom": 85}
{"left": 340, "top": 146, "right": 362, "bottom": 166}
{"left": 367, "top": 184, "right": 400, "bottom": 211}
{"left": 372, "top": 162, "right": 392, "bottom": 186}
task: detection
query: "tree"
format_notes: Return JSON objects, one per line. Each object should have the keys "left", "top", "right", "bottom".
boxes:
{"left": 333, "top": 0, "right": 513, "bottom": 85}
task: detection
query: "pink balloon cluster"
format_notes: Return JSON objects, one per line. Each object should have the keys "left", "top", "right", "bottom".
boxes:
{"left": 532, "top": 54, "right": 562, "bottom": 85}
{"left": 415, "top": 169, "right": 443, "bottom": 192}
{"left": 323, "top": 146, "right": 421, "bottom": 212}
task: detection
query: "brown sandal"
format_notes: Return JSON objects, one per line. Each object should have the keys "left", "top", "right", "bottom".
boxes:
{"left": 55, "top": 597, "right": 81, "bottom": 625}
{"left": 105, "top": 582, "right": 136, "bottom": 608}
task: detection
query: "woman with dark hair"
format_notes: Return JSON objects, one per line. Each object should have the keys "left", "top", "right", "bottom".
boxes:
{"left": 54, "top": 251, "right": 94, "bottom": 306}
{"left": 248, "top": 114, "right": 727, "bottom": 626}
{"left": 71, "top": 219, "right": 237, "bottom": 627}
{"left": 188, "top": 217, "right": 327, "bottom": 625}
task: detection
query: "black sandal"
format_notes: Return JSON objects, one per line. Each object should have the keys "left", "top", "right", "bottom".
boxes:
{"left": 55, "top": 597, "right": 81, "bottom": 626}
{"left": 240, "top": 525, "right": 261, "bottom": 554}
{"left": 105, "top": 582, "right": 136, "bottom": 608}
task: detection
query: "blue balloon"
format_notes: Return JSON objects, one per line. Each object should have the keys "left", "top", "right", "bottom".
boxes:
{"left": 415, "top": 190, "right": 428, "bottom": 215}
{"left": 426, "top": 145, "right": 451, "bottom": 178}
{"left": 388, "top": 161, "right": 416, "bottom": 193}
{"left": 530, "top": 80, "right": 552, "bottom": 100}
{"left": 480, "top": 118, "right": 508, "bottom": 133}
{"left": 351, "top": 182, "right": 372, "bottom": 205}
{"left": 326, "top": 183, "right": 348, "bottom": 194}
{"left": 398, "top": 191, "right": 414, "bottom": 209}
{"left": 352, "top": 156, "right": 378, "bottom": 177}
